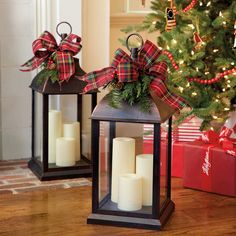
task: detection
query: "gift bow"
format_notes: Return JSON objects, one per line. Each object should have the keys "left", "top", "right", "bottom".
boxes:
{"left": 198, "top": 130, "right": 236, "bottom": 157}
{"left": 20, "top": 31, "right": 82, "bottom": 81}
{"left": 78, "top": 40, "right": 185, "bottom": 110}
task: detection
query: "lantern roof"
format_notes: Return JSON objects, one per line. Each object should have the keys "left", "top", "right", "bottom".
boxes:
{"left": 91, "top": 94, "right": 175, "bottom": 123}
{"left": 29, "top": 58, "right": 93, "bottom": 94}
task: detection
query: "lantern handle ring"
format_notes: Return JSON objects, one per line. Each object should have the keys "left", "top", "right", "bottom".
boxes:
{"left": 126, "top": 33, "right": 144, "bottom": 52}
{"left": 56, "top": 21, "right": 72, "bottom": 40}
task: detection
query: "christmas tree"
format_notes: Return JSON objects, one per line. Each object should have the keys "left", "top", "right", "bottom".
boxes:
{"left": 122, "top": 0, "right": 236, "bottom": 130}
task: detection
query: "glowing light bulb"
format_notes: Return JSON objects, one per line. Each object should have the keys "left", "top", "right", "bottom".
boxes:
{"left": 205, "top": 71, "right": 210, "bottom": 75}
{"left": 192, "top": 92, "right": 197, "bottom": 96}
{"left": 191, "top": 50, "right": 195, "bottom": 55}
{"left": 219, "top": 11, "right": 223, "bottom": 17}
{"left": 179, "top": 87, "right": 184, "bottom": 93}
{"left": 231, "top": 62, "right": 235, "bottom": 65}
{"left": 222, "top": 88, "right": 226, "bottom": 92}
{"left": 186, "top": 82, "right": 190, "bottom": 87}
{"left": 196, "top": 67, "right": 199, "bottom": 72}
{"left": 179, "top": 60, "right": 184, "bottom": 65}
{"left": 152, "top": 21, "right": 156, "bottom": 25}
{"left": 222, "top": 67, "right": 226, "bottom": 71}
{"left": 188, "top": 24, "right": 195, "bottom": 29}
{"left": 224, "top": 108, "right": 230, "bottom": 111}
{"left": 213, "top": 115, "right": 218, "bottom": 119}
{"left": 227, "top": 84, "right": 231, "bottom": 88}
{"left": 223, "top": 21, "right": 227, "bottom": 25}
{"left": 172, "top": 39, "right": 177, "bottom": 44}
{"left": 179, "top": 70, "right": 183, "bottom": 73}
{"left": 167, "top": 45, "right": 170, "bottom": 50}
{"left": 215, "top": 99, "right": 219, "bottom": 102}
{"left": 227, "top": 80, "right": 231, "bottom": 84}
{"left": 207, "top": 1, "right": 211, "bottom": 7}
{"left": 179, "top": 50, "right": 183, "bottom": 53}
{"left": 199, "top": 2, "right": 203, "bottom": 6}
{"left": 213, "top": 49, "right": 219, "bottom": 53}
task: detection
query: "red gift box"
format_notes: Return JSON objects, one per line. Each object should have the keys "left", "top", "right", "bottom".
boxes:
{"left": 183, "top": 141, "right": 236, "bottom": 196}
{"left": 143, "top": 141, "right": 185, "bottom": 178}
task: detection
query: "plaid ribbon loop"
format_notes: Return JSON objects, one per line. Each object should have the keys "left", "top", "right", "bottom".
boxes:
{"left": 21, "top": 31, "right": 82, "bottom": 81}
{"left": 79, "top": 40, "right": 185, "bottom": 110}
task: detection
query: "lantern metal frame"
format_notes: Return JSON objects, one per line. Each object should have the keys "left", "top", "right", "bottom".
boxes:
{"left": 87, "top": 95, "right": 175, "bottom": 230}
{"left": 28, "top": 59, "right": 97, "bottom": 180}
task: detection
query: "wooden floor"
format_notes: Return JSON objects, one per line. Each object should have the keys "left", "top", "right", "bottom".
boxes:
{"left": 0, "top": 178, "right": 235, "bottom": 236}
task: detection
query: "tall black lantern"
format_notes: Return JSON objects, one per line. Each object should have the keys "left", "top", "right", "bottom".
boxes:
{"left": 88, "top": 95, "right": 175, "bottom": 230}
{"left": 29, "top": 59, "right": 97, "bottom": 180}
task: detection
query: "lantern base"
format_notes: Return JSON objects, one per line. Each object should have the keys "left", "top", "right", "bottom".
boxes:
{"left": 87, "top": 200, "right": 175, "bottom": 230}
{"left": 28, "top": 157, "right": 92, "bottom": 181}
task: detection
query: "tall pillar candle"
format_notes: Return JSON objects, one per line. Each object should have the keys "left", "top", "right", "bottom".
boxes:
{"left": 63, "top": 122, "right": 81, "bottom": 161}
{"left": 111, "top": 137, "right": 135, "bottom": 203}
{"left": 118, "top": 174, "right": 142, "bottom": 211}
{"left": 48, "top": 110, "right": 62, "bottom": 163}
{"left": 136, "top": 154, "right": 153, "bottom": 206}
{"left": 56, "top": 137, "right": 76, "bottom": 166}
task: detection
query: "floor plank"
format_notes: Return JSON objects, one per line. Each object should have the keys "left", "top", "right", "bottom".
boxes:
{"left": 0, "top": 178, "right": 235, "bottom": 236}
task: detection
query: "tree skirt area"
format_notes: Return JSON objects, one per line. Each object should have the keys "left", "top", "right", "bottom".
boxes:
{"left": 0, "top": 159, "right": 91, "bottom": 194}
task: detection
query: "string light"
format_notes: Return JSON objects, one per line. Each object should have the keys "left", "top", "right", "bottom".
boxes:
{"left": 179, "top": 87, "right": 184, "bottom": 93}
{"left": 215, "top": 99, "right": 219, "bottom": 102}
{"left": 199, "top": 2, "right": 203, "bottom": 6}
{"left": 179, "top": 60, "right": 184, "bottom": 64}
{"left": 212, "top": 115, "right": 218, "bottom": 119}
{"left": 219, "top": 11, "right": 223, "bottom": 17}
{"left": 196, "top": 67, "right": 199, "bottom": 72}
{"left": 172, "top": 39, "right": 177, "bottom": 44}
{"left": 188, "top": 24, "right": 195, "bottom": 29}
{"left": 213, "top": 49, "right": 219, "bottom": 53}
{"left": 231, "top": 62, "right": 235, "bottom": 65}
{"left": 191, "top": 50, "right": 195, "bottom": 55}
{"left": 223, "top": 21, "right": 227, "bottom": 25}
{"left": 226, "top": 80, "right": 231, "bottom": 84}
{"left": 152, "top": 21, "right": 156, "bottom": 25}
{"left": 179, "top": 49, "right": 183, "bottom": 53}
{"left": 222, "top": 67, "right": 226, "bottom": 71}
{"left": 224, "top": 108, "right": 230, "bottom": 111}
{"left": 222, "top": 88, "right": 226, "bottom": 92}
{"left": 204, "top": 71, "right": 210, "bottom": 75}
{"left": 227, "top": 84, "right": 231, "bottom": 88}
{"left": 192, "top": 92, "right": 197, "bottom": 96}
{"left": 186, "top": 82, "right": 190, "bottom": 87}
{"left": 206, "top": 1, "right": 211, "bottom": 7}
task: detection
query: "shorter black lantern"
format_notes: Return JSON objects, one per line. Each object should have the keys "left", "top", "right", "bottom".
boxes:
{"left": 29, "top": 59, "right": 97, "bottom": 180}
{"left": 88, "top": 95, "right": 175, "bottom": 230}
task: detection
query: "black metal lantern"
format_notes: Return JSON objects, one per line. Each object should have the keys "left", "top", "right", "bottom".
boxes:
{"left": 88, "top": 95, "right": 175, "bottom": 230}
{"left": 29, "top": 58, "right": 97, "bottom": 180}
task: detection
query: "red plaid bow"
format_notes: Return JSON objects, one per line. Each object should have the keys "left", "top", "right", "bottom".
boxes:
{"left": 20, "top": 31, "right": 82, "bottom": 81}
{"left": 79, "top": 40, "right": 185, "bottom": 110}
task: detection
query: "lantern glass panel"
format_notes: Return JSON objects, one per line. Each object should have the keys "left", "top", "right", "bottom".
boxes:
{"left": 33, "top": 92, "right": 43, "bottom": 163}
{"left": 99, "top": 121, "right": 110, "bottom": 202}
{"left": 98, "top": 121, "right": 155, "bottom": 216}
{"left": 160, "top": 121, "right": 169, "bottom": 207}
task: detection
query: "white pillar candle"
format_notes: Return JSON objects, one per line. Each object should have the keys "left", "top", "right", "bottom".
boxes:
{"left": 63, "top": 122, "right": 81, "bottom": 161}
{"left": 56, "top": 137, "right": 76, "bottom": 166}
{"left": 48, "top": 110, "right": 62, "bottom": 163}
{"left": 111, "top": 137, "right": 135, "bottom": 203}
{"left": 136, "top": 154, "right": 153, "bottom": 206}
{"left": 118, "top": 174, "right": 142, "bottom": 211}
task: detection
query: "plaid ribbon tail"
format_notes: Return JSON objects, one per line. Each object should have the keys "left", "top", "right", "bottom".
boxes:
{"left": 149, "top": 61, "right": 186, "bottom": 110}
{"left": 56, "top": 52, "right": 75, "bottom": 81}
{"left": 150, "top": 77, "right": 186, "bottom": 110}
{"left": 79, "top": 67, "right": 116, "bottom": 93}
{"left": 20, "top": 56, "right": 47, "bottom": 72}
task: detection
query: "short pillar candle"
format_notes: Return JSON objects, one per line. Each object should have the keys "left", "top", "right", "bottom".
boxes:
{"left": 48, "top": 110, "right": 62, "bottom": 163}
{"left": 111, "top": 137, "right": 135, "bottom": 203}
{"left": 136, "top": 154, "right": 153, "bottom": 206}
{"left": 63, "top": 122, "right": 81, "bottom": 161}
{"left": 118, "top": 174, "right": 142, "bottom": 211}
{"left": 56, "top": 137, "right": 76, "bottom": 167}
